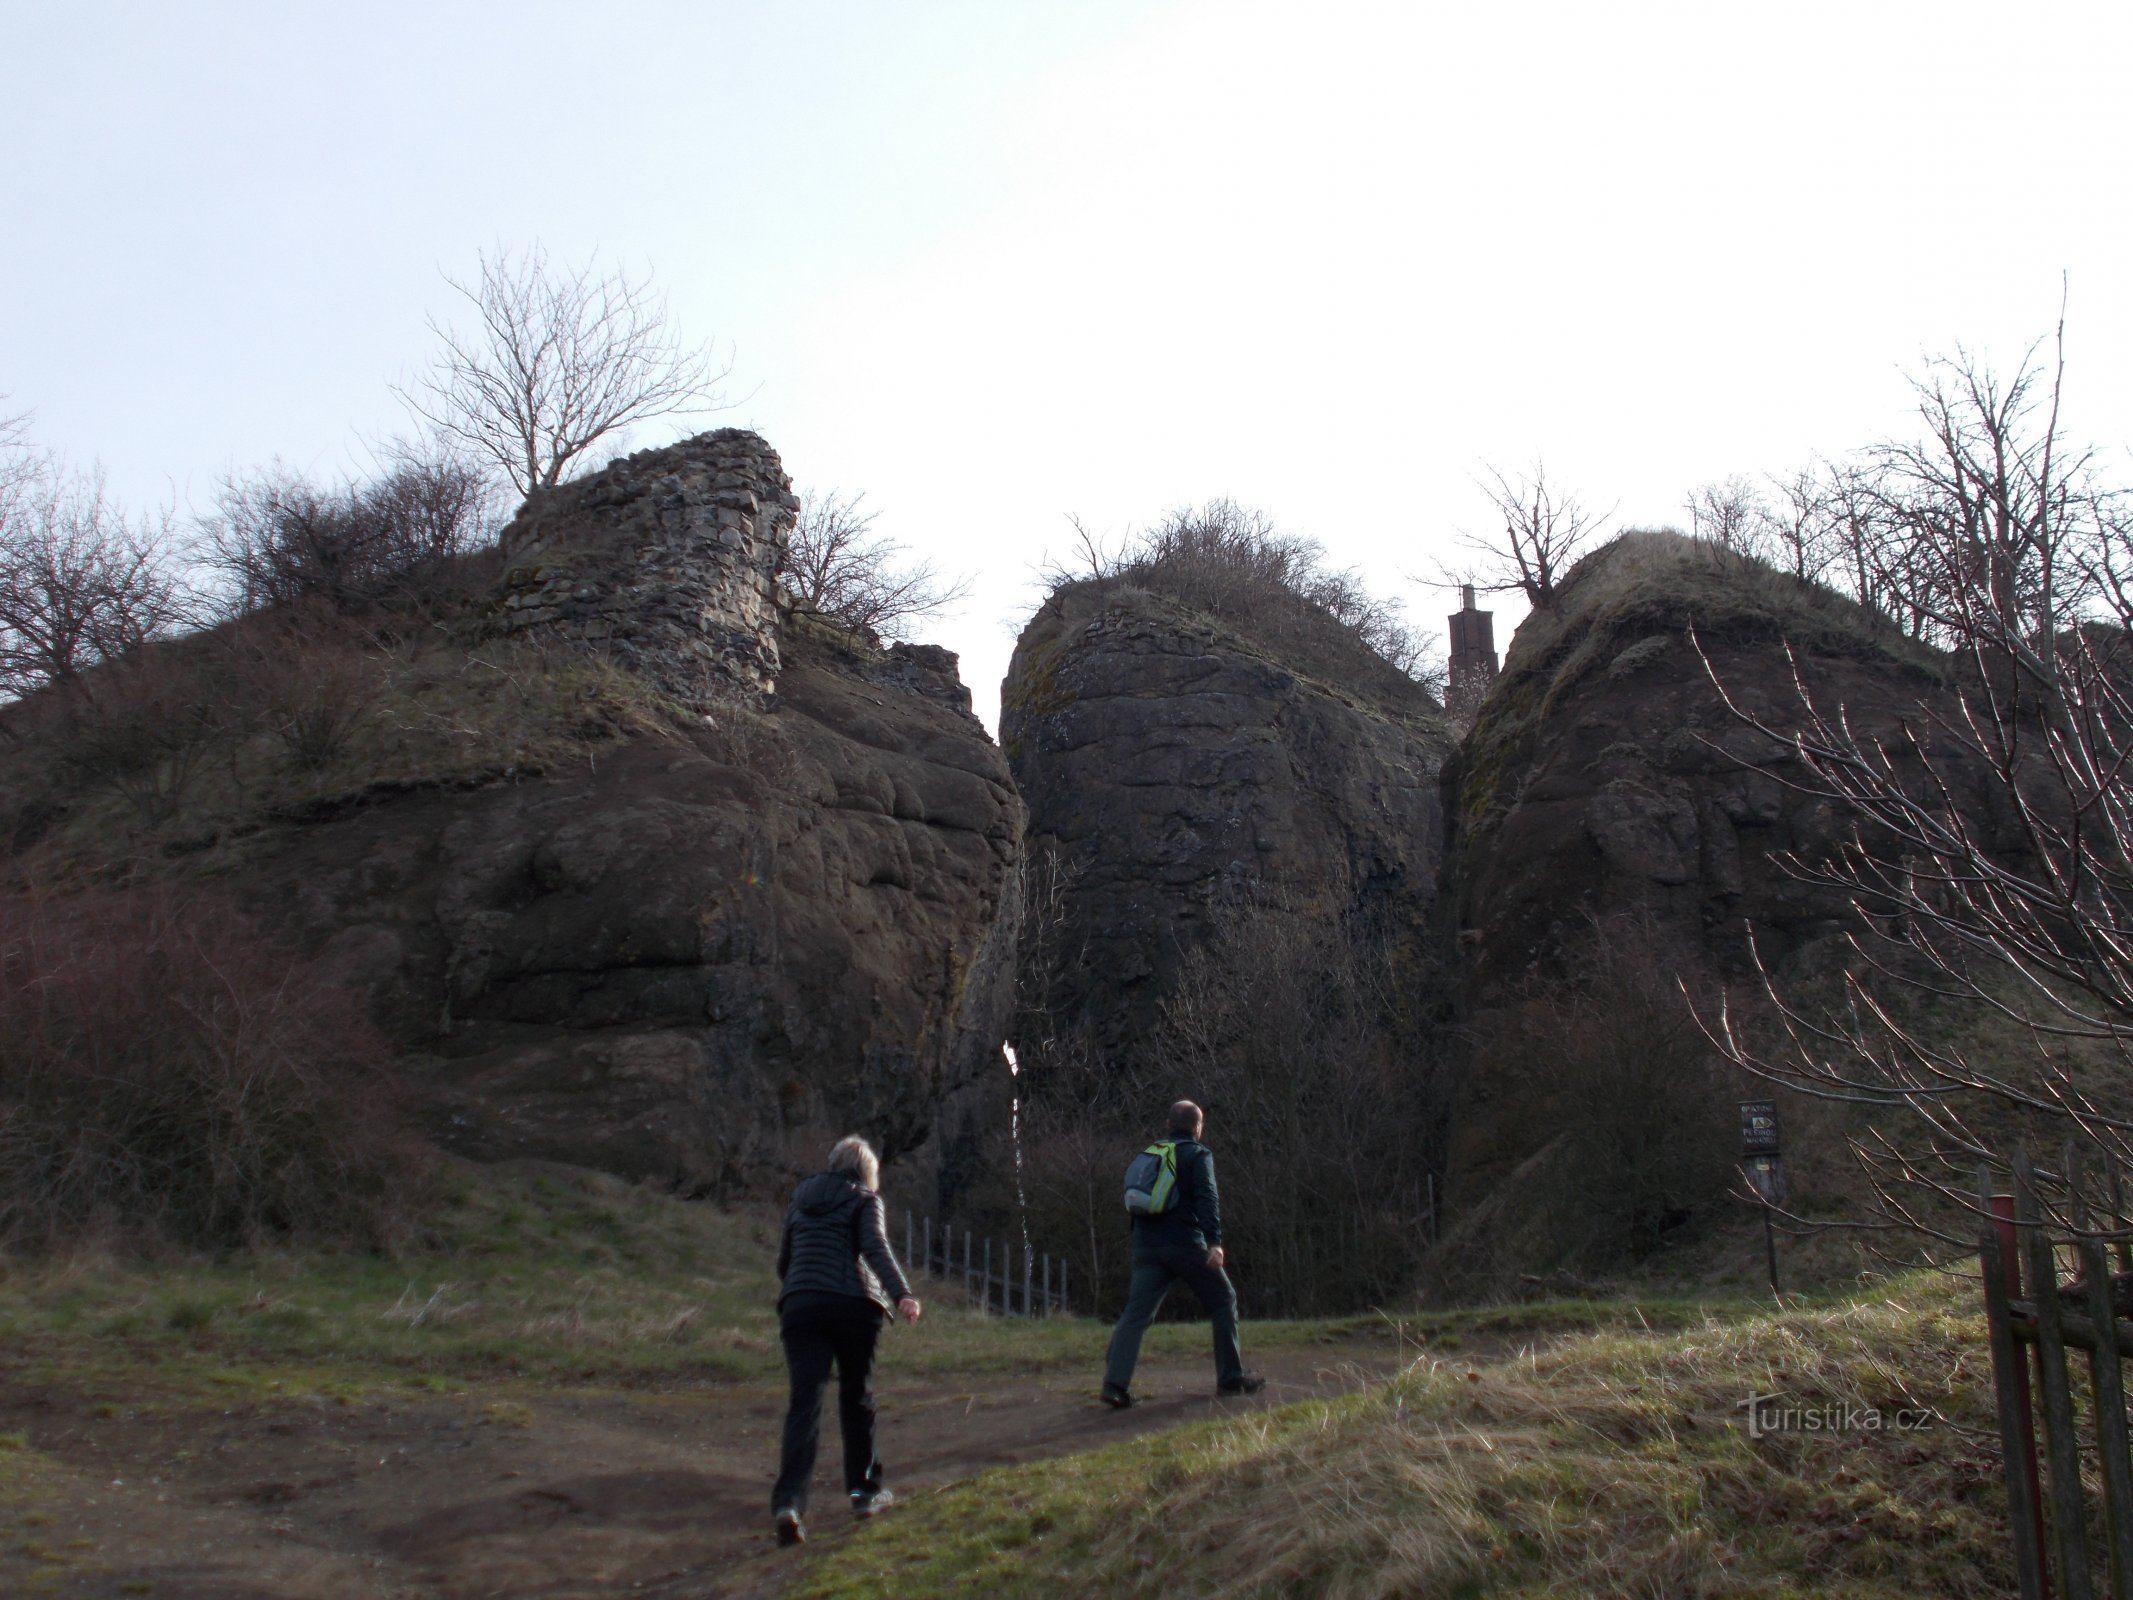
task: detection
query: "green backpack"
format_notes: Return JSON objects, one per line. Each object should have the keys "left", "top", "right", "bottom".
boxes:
{"left": 1123, "top": 1140, "right": 1181, "bottom": 1216}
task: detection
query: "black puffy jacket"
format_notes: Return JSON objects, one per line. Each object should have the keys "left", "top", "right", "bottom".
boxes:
{"left": 775, "top": 1173, "right": 913, "bottom": 1314}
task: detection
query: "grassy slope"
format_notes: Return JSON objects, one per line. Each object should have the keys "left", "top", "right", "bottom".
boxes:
{"left": 795, "top": 1272, "right": 2010, "bottom": 1600}
{"left": 0, "top": 1167, "right": 2013, "bottom": 1597}
{"left": 0, "top": 1162, "right": 1401, "bottom": 1408}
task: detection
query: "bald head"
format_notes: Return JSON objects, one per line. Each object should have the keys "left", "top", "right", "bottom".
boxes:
{"left": 1168, "top": 1100, "right": 1204, "bottom": 1138}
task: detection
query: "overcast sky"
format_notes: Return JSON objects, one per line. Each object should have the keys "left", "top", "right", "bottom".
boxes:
{"left": 6, "top": 0, "right": 2130, "bottom": 730}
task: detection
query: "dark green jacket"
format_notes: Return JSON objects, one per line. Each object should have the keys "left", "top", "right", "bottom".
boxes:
{"left": 1131, "top": 1137, "right": 1222, "bottom": 1251}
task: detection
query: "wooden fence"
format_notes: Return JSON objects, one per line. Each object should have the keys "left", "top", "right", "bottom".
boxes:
{"left": 1978, "top": 1146, "right": 2133, "bottom": 1599}
{"left": 903, "top": 1214, "right": 1068, "bottom": 1317}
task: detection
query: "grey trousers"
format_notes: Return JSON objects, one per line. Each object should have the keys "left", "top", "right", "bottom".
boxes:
{"left": 1103, "top": 1243, "right": 1244, "bottom": 1389}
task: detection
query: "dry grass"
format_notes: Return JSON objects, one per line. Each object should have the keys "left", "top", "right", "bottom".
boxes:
{"left": 800, "top": 1271, "right": 2011, "bottom": 1599}
{"left": 0, "top": 1160, "right": 1406, "bottom": 1410}
{"left": 0, "top": 625, "right": 684, "bottom": 882}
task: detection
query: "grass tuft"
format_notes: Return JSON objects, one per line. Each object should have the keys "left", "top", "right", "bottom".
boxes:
{"left": 795, "top": 1271, "right": 2010, "bottom": 1599}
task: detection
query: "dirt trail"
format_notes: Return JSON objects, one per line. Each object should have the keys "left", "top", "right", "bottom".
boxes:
{"left": 0, "top": 1338, "right": 1407, "bottom": 1599}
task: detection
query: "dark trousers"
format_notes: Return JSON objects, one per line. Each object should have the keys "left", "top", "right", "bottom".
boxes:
{"left": 1103, "top": 1243, "right": 1243, "bottom": 1390}
{"left": 771, "top": 1294, "right": 885, "bottom": 1514}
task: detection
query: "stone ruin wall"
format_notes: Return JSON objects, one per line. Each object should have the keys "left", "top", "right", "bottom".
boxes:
{"left": 485, "top": 429, "right": 800, "bottom": 706}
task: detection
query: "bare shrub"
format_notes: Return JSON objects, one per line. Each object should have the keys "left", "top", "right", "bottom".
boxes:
{"left": 1109, "top": 500, "right": 1438, "bottom": 690}
{"left": 0, "top": 888, "right": 427, "bottom": 1252}
{"left": 221, "top": 605, "right": 387, "bottom": 771}
{"left": 1009, "top": 888, "right": 1443, "bottom": 1318}
{"left": 201, "top": 449, "right": 493, "bottom": 617}
{"left": 1685, "top": 474, "right": 1770, "bottom": 556}
{"left": 1434, "top": 917, "right": 1738, "bottom": 1294}
{"left": 51, "top": 650, "right": 222, "bottom": 823}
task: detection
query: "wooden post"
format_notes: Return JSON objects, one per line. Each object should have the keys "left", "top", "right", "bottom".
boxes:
{"left": 2111, "top": 1156, "right": 2133, "bottom": 1276}
{"left": 1042, "top": 1253, "right": 1052, "bottom": 1316}
{"left": 983, "top": 1236, "right": 993, "bottom": 1315}
{"left": 1023, "top": 1244, "right": 1034, "bottom": 1318}
{"left": 1986, "top": 1178, "right": 2051, "bottom": 1600}
{"left": 2070, "top": 1150, "right": 2133, "bottom": 1598}
{"left": 2017, "top": 1148, "right": 2095, "bottom": 1599}
{"left": 1060, "top": 1256, "right": 1069, "bottom": 1316}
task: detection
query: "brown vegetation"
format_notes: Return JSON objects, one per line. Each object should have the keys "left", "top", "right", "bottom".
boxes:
{"left": 0, "top": 886, "right": 426, "bottom": 1252}
{"left": 1004, "top": 873, "right": 1443, "bottom": 1318}
{"left": 1054, "top": 499, "right": 1441, "bottom": 696}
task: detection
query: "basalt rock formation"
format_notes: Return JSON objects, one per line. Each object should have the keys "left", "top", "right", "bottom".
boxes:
{"left": 271, "top": 614, "right": 1021, "bottom": 1193}
{"left": 99, "top": 434, "right": 1020, "bottom": 1194}
{"left": 1001, "top": 576, "right": 1455, "bottom": 1068}
{"left": 1435, "top": 533, "right": 1970, "bottom": 1274}
{"left": 1444, "top": 532, "right": 1955, "bottom": 991}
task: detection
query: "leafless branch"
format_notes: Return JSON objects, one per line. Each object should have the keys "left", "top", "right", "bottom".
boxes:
{"left": 1459, "top": 461, "right": 1610, "bottom": 608}
{"left": 396, "top": 244, "right": 729, "bottom": 498}
{"left": 779, "top": 489, "right": 969, "bottom": 641}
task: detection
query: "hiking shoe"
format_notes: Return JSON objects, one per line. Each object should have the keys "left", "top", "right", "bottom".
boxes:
{"left": 1100, "top": 1382, "right": 1136, "bottom": 1409}
{"left": 851, "top": 1487, "right": 895, "bottom": 1519}
{"left": 1217, "top": 1373, "right": 1267, "bottom": 1396}
{"left": 774, "top": 1506, "right": 805, "bottom": 1546}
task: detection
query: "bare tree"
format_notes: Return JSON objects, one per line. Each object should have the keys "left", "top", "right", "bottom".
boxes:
{"left": 1465, "top": 462, "right": 1609, "bottom": 609}
{"left": 0, "top": 458, "right": 185, "bottom": 696}
{"left": 780, "top": 490, "right": 969, "bottom": 640}
{"left": 1698, "top": 325, "right": 2133, "bottom": 1249}
{"left": 1818, "top": 460, "right": 1902, "bottom": 624}
{"left": 1036, "top": 515, "right": 1128, "bottom": 593}
{"left": 398, "top": 244, "right": 728, "bottom": 498}
{"left": 0, "top": 405, "right": 36, "bottom": 508}
{"left": 1761, "top": 465, "right": 1834, "bottom": 585}
{"left": 1685, "top": 474, "right": 1770, "bottom": 556}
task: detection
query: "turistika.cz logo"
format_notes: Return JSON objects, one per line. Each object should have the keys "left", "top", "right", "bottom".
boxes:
{"left": 1737, "top": 1393, "right": 1934, "bottom": 1440}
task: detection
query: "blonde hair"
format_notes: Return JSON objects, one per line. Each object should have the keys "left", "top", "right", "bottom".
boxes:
{"left": 826, "top": 1134, "right": 880, "bottom": 1190}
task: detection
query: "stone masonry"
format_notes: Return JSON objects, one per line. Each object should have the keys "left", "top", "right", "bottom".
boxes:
{"left": 1445, "top": 583, "right": 1499, "bottom": 726}
{"left": 486, "top": 430, "right": 800, "bottom": 706}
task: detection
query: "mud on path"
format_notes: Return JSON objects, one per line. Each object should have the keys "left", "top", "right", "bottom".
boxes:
{"left": 0, "top": 1336, "right": 1407, "bottom": 1599}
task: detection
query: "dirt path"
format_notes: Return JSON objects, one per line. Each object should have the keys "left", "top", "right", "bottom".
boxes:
{"left": 0, "top": 1337, "right": 1407, "bottom": 1599}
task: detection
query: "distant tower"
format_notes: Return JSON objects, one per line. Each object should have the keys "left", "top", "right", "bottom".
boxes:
{"left": 1446, "top": 584, "right": 1498, "bottom": 724}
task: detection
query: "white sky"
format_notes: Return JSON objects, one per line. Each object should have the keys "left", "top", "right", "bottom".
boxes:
{"left": 6, "top": 0, "right": 2131, "bottom": 731}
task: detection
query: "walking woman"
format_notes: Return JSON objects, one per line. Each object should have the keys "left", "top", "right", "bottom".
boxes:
{"left": 770, "top": 1134, "right": 921, "bottom": 1547}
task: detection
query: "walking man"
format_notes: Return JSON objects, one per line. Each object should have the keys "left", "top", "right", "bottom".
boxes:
{"left": 1101, "top": 1099, "right": 1264, "bottom": 1407}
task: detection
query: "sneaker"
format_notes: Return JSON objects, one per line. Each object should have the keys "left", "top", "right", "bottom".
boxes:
{"left": 1100, "top": 1382, "right": 1135, "bottom": 1409}
{"left": 774, "top": 1506, "right": 805, "bottom": 1546}
{"left": 851, "top": 1486, "right": 895, "bottom": 1519}
{"left": 1217, "top": 1373, "right": 1267, "bottom": 1396}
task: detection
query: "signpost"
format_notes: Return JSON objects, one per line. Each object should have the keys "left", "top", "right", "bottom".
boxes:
{"left": 1740, "top": 1101, "right": 1783, "bottom": 1296}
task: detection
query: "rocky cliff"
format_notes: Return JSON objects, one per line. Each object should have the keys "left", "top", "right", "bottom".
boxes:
{"left": 1435, "top": 533, "right": 1966, "bottom": 1275}
{"left": 267, "top": 614, "right": 1020, "bottom": 1193}
{"left": 1001, "top": 576, "right": 1454, "bottom": 1067}
{"left": 1, "top": 433, "right": 1023, "bottom": 1196}
{"left": 1445, "top": 532, "right": 1952, "bottom": 988}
